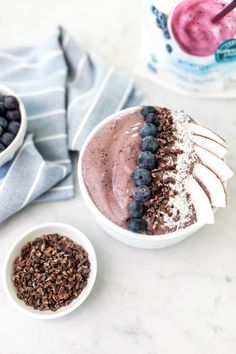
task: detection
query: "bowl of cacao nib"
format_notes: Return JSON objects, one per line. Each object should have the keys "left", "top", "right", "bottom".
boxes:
{"left": 3, "top": 223, "right": 97, "bottom": 319}
{"left": 0, "top": 85, "right": 27, "bottom": 167}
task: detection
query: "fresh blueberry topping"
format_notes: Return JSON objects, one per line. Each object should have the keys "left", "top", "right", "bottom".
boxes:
{"left": 128, "top": 200, "right": 145, "bottom": 218}
{"left": 0, "top": 96, "right": 5, "bottom": 115}
{"left": 133, "top": 168, "right": 152, "bottom": 186}
{"left": 0, "top": 94, "right": 21, "bottom": 153}
{"left": 127, "top": 218, "right": 147, "bottom": 233}
{"left": 156, "top": 12, "right": 167, "bottom": 29}
{"left": 0, "top": 142, "right": 5, "bottom": 152}
{"left": 0, "top": 117, "right": 8, "bottom": 129}
{"left": 137, "top": 151, "right": 156, "bottom": 170}
{"left": 145, "top": 112, "right": 160, "bottom": 126}
{"left": 166, "top": 44, "right": 172, "bottom": 53}
{"left": 127, "top": 105, "right": 162, "bottom": 233}
{"left": 134, "top": 185, "right": 151, "bottom": 202}
{"left": 151, "top": 5, "right": 158, "bottom": 15}
{"left": 140, "top": 123, "right": 157, "bottom": 138}
{"left": 156, "top": 17, "right": 162, "bottom": 29}
{"left": 141, "top": 136, "right": 159, "bottom": 153}
{"left": 4, "top": 96, "right": 19, "bottom": 110}
{"left": 164, "top": 29, "right": 171, "bottom": 39}
{"left": 8, "top": 121, "right": 20, "bottom": 135}
{"left": 6, "top": 109, "right": 21, "bottom": 121}
{"left": 140, "top": 106, "right": 156, "bottom": 117}
{"left": 153, "top": 9, "right": 171, "bottom": 40}
{"left": 0, "top": 132, "right": 15, "bottom": 147}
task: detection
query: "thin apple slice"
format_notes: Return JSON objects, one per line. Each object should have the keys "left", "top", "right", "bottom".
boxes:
{"left": 185, "top": 177, "right": 214, "bottom": 224}
{"left": 190, "top": 123, "right": 225, "bottom": 145}
{"left": 195, "top": 146, "right": 234, "bottom": 182}
{"left": 194, "top": 163, "right": 226, "bottom": 207}
{"left": 193, "top": 135, "right": 228, "bottom": 159}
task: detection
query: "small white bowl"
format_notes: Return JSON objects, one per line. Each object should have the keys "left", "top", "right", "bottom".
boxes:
{"left": 0, "top": 84, "right": 27, "bottom": 167}
{"left": 78, "top": 107, "right": 204, "bottom": 249}
{"left": 3, "top": 223, "right": 97, "bottom": 320}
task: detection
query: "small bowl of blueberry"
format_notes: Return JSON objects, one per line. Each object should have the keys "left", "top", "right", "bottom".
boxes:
{"left": 0, "top": 85, "right": 27, "bottom": 167}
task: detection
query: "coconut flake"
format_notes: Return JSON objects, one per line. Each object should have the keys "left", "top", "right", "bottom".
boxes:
{"left": 162, "top": 111, "right": 197, "bottom": 230}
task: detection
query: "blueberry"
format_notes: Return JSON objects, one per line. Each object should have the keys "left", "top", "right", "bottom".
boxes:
{"left": 156, "top": 18, "right": 165, "bottom": 29}
{"left": 164, "top": 29, "right": 171, "bottom": 39}
{"left": 0, "top": 132, "right": 15, "bottom": 147}
{"left": 166, "top": 44, "right": 172, "bottom": 53}
{"left": 0, "top": 117, "right": 8, "bottom": 129}
{"left": 156, "top": 12, "right": 167, "bottom": 29}
{"left": 0, "top": 96, "right": 5, "bottom": 115}
{"left": 8, "top": 121, "right": 20, "bottom": 135}
{"left": 128, "top": 200, "right": 145, "bottom": 218}
{"left": 141, "top": 136, "right": 159, "bottom": 153}
{"left": 133, "top": 168, "right": 152, "bottom": 186}
{"left": 140, "top": 106, "right": 156, "bottom": 117}
{"left": 127, "top": 218, "right": 147, "bottom": 233}
{"left": 0, "top": 142, "right": 5, "bottom": 152}
{"left": 145, "top": 113, "right": 160, "bottom": 126}
{"left": 4, "top": 96, "right": 19, "bottom": 110}
{"left": 156, "top": 18, "right": 162, "bottom": 29}
{"left": 137, "top": 151, "right": 157, "bottom": 170}
{"left": 6, "top": 109, "right": 21, "bottom": 121}
{"left": 134, "top": 185, "right": 151, "bottom": 202}
{"left": 151, "top": 5, "right": 157, "bottom": 15}
{"left": 0, "top": 126, "right": 3, "bottom": 137}
{"left": 140, "top": 123, "right": 157, "bottom": 138}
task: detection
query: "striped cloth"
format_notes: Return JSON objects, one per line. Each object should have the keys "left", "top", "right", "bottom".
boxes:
{"left": 0, "top": 26, "right": 141, "bottom": 223}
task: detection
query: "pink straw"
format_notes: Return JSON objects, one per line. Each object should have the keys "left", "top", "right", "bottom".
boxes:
{"left": 212, "top": 0, "right": 236, "bottom": 23}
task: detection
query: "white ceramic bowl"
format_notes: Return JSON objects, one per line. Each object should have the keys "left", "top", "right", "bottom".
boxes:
{"left": 0, "top": 84, "right": 27, "bottom": 167}
{"left": 3, "top": 223, "right": 97, "bottom": 320}
{"left": 78, "top": 107, "right": 204, "bottom": 249}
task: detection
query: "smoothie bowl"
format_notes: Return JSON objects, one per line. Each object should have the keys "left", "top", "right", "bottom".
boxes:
{"left": 78, "top": 106, "right": 233, "bottom": 249}
{"left": 0, "top": 85, "right": 27, "bottom": 167}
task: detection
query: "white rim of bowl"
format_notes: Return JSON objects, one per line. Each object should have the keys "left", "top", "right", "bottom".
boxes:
{"left": 78, "top": 106, "right": 204, "bottom": 242}
{"left": 0, "top": 84, "right": 27, "bottom": 161}
{"left": 3, "top": 222, "right": 97, "bottom": 320}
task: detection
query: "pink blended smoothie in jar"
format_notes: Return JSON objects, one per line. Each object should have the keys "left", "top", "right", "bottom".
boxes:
{"left": 171, "top": 0, "right": 236, "bottom": 57}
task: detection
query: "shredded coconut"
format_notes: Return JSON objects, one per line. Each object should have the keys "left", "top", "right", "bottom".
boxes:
{"left": 162, "top": 111, "right": 197, "bottom": 230}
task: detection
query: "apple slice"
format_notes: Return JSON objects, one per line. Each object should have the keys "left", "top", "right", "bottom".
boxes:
{"left": 190, "top": 123, "right": 225, "bottom": 145}
{"left": 185, "top": 177, "right": 214, "bottom": 224}
{"left": 194, "top": 163, "right": 226, "bottom": 207}
{"left": 193, "top": 135, "right": 228, "bottom": 159}
{"left": 195, "top": 146, "right": 234, "bottom": 182}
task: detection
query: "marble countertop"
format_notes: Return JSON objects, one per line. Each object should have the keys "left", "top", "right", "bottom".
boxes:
{"left": 0, "top": 1, "right": 236, "bottom": 353}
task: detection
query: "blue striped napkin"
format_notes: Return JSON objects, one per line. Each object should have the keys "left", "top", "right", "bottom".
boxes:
{"left": 0, "top": 26, "right": 141, "bottom": 223}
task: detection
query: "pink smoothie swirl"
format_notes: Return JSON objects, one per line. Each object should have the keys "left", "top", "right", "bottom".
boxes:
{"left": 171, "top": 0, "right": 236, "bottom": 57}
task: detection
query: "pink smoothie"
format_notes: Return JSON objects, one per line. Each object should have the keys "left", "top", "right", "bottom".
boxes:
{"left": 171, "top": 0, "right": 236, "bottom": 57}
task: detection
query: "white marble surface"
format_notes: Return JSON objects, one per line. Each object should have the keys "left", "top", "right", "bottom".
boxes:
{"left": 0, "top": 1, "right": 236, "bottom": 353}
